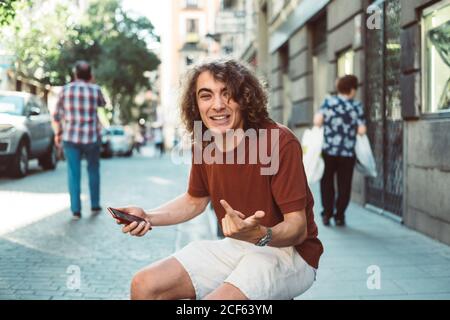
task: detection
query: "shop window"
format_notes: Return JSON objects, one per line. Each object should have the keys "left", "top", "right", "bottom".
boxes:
{"left": 422, "top": 0, "right": 450, "bottom": 113}
{"left": 337, "top": 49, "right": 354, "bottom": 77}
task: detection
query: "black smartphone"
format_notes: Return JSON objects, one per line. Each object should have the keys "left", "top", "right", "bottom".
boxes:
{"left": 107, "top": 207, "right": 150, "bottom": 228}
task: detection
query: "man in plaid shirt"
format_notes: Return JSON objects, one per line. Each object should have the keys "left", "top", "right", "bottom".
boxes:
{"left": 52, "top": 60, "right": 106, "bottom": 220}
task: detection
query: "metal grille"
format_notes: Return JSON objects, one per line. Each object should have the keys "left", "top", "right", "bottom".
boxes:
{"left": 365, "top": 0, "right": 403, "bottom": 217}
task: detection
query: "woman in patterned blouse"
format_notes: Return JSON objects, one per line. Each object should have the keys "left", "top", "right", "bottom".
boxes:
{"left": 313, "top": 75, "right": 367, "bottom": 226}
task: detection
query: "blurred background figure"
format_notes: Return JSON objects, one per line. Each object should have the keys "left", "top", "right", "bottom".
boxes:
{"left": 134, "top": 119, "right": 147, "bottom": 154}
{"left": 134, "top": 129, "right": 145, "bottom": 154}
{"left": 52, "top": 60, "right": 106, "bottom": 220}
{"left": 152, "top": 125, "right": 164, "bottom": 157}
{"left": 313, "top": 75, "right": 367, "bottom": 227}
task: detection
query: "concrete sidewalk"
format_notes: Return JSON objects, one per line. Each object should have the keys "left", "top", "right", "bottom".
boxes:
{"left": 298, "top": 183, "right": 450, "bottom": 300}
{"left": 173, "top": 181, "right": 450, "bottom": 300}
{"left": 1, "top": 148, "right": 449, "bottom": 300}
{"left": 0, "top": 150, "right": 190, "bottom": 300}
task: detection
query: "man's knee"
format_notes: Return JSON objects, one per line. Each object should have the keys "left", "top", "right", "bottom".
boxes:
{"left": 130, "top": 257, "right": 196, "bottom": 300}
{"left": 130, "top": 270, "right": 161, "bottom": 300}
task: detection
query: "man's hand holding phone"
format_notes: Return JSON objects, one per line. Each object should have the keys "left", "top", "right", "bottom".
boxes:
{"left": 109, "top": 207, "right": 152, "bottom": 237}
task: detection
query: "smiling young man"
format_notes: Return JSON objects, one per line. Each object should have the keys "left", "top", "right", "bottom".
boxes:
{"left": 117, "top": 59, "right": 323, "bottom": 300}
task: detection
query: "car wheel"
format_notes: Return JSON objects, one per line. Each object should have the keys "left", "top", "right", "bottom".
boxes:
{"left": 10, "top": 141, "right": 29, "bottom": 178}
{"left": 124, "top": 148, "right": 133, "bottom": 157}
{"left": 101, "top": 143, "right": 113, "bottom": 158}
{"left": 39, "top": 142, "right": 58, "bottom": 170}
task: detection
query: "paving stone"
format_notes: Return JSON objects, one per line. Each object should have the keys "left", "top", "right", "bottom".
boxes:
{"left": 2, "top": 149, "right": 450, "bottom": 300}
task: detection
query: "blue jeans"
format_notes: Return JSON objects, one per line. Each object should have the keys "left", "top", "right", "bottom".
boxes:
{"left": 63, "top": 141, "right": 100, "bottom": 213}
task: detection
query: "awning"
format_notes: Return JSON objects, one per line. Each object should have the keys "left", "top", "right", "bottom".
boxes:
{"left": 269, "top": 0, "right": 331, "bottom": 53}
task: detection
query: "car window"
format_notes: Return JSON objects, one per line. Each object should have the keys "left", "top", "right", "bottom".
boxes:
{"left": 35, "top": 97, "right": 48, "bottom": 114}
{"left": 111, "top": 128, "right": 125, "bottom": 135}
{"left": 25, "top": 100, "right": 37, "bottom": 115}
{"left": 27, "top": 97, "right": 43, "bottom": 115}
{"left": 0, "top": 95, "right": 25, "bottom": 115}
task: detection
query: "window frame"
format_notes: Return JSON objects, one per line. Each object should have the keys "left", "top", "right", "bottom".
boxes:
{"left": 421, "top": 0, "right": 450, "bottom": 116}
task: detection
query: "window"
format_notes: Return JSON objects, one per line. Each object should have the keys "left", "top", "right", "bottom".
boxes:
{"left": 187, "top": 19, "right": 199, "bottom": 33}
{"left": 222, "top": 0, "right": 235, "bottom": 10}
{"left": 0, "top": 95, "right": 24, "bottom": 115}
{"left": 185, "top": 0, "right": 198, "bottom": 9}
{"left": 186, "top": 18, "right": 199, "bottom": 43}
{"left": 422, "top": 0, "right": 450, "bottom": 113}
{"left": 337, "top": 49, "right": 354, "bottom": 77}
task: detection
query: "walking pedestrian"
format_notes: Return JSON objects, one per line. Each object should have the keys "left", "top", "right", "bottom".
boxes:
{"left": 113, "top": 59, "right": 323, "bottom": 300}
{"left": 313, "top": 75, "right": 367, "bottom": 226}
{"left": 52, "top": 60, "right": 106, "bottom": 220}
{"left": 153, "top": 126, "right": 164, "bottom": 157}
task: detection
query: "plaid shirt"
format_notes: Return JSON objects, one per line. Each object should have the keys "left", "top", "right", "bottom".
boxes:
{"left": 53, "top": 80, "right": 106, "bottom": 144}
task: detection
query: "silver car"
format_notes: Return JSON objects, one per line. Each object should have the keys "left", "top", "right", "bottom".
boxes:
{"left": 108, "top": 125, "right": 134, "bottom": 157}
{"left": 0, "top": 91, "right": 57, "bottom": 178}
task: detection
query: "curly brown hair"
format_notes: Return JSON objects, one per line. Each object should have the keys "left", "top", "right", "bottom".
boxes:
{"left": 180, "top": 59, "right": 272, "bottom": 137}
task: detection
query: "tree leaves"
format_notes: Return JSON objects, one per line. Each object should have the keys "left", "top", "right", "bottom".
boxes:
{"left": 2, "top": 0, "right": 160, "bottom": 124}
{"left": 0, "top": 0, "right": 19, "bottom": 26}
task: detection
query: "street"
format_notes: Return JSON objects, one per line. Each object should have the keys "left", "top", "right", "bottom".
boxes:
{"left": 1, "top": 146, "right": 450, "bottom": 300}
{"left": 0, "top": 147, "right": 215, "bottom": 300}
{"left": 1, "top": 0, "right": 449, "bottom": 304}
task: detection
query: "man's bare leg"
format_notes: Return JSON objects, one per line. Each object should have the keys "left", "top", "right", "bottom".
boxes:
{"left": 130, "top": 257, "right": 196, "bottom": 300}
{"left": 203, "top": 282, "right": 248, "bottom": 300}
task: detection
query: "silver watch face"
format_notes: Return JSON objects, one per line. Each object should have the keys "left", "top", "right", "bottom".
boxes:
{"left": 258, "top": 237, "right": 270, "bottom": 246}
{"left": 256, "top": 228, "right": 272, "bottom": 246}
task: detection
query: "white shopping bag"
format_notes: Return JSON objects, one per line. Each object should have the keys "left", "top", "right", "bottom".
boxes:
{"left": 301, "top": 126, "right": 324, "bottom": 184}
{"left": 354, "top": 134, "right": 377, "bottom": 178}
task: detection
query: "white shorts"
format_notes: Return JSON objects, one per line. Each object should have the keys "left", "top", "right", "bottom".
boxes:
{"left": 172, "top": 237, "right": 317, "bottom": 300}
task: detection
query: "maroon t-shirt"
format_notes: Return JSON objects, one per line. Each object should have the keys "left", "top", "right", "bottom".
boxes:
{"left": 187, "top": 121, "right": 324, "bottom": 269}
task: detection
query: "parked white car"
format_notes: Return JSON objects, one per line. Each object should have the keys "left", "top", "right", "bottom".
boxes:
{"left": 108, "top": 125, "right": 134, "bottom": 157}
{"left": 0, "top": 91, "right": 57, "bottom": 177}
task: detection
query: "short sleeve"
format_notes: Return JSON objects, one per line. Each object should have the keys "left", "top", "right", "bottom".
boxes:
{"left": 97, "top": 88, "right": 106, "bottom": 107}
{"left": 356, "top": 103, "right": 366, "bottom": 126}
{"left": 270, "top": 140, "right": 308, "bottom": 214}
{"left": 319, "top": 98, "right": 328, "bottom": 114}
{"left": 187, "top": 157, "right": 209, "bottom": 198}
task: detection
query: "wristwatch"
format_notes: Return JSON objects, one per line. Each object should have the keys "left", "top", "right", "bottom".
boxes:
{"left": 255, "top": 227, "right": 272, "bottom": 246}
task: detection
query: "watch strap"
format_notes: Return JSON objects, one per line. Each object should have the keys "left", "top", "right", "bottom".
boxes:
{"left": 255, "top": 227, "right": 272, "bottom": 246}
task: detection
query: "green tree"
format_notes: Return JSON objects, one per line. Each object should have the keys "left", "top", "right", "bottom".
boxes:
{"left": 55, "top": 0, "right": 160, "bottom": 123}
{"left": 2, "top": 0, "right": 160, "bottom": 124}
{"left": 0, "top": 0, "right": 21, "bottom": 26}
{"left": 2, "top": 1, "right": 77, "bottom": 84}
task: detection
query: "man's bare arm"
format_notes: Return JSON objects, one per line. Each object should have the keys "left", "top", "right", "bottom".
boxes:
{"left": 313, "top": 112, "right": 324, "bottom": 127}
{"left": 357, "top": 125, "right": 367, "bottom": 135}
{"left": 268, "top": 210, "right": 307, "bottom": 247}
{"left": 146, "top": 192, "right": 210, "bottom": 226}
{"left": 119, "top": 192, "right": 209, "bottom": 236}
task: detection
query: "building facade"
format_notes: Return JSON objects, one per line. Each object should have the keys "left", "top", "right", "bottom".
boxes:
{"left": 160, "top": 0, "right": 221, "bottom": 148}
{"left": 239, "top": 0, "right": 450, "bottom": 245}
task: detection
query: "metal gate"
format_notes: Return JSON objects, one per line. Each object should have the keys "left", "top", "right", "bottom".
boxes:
{"left": 365, "top": 0, "right": 403, "bottom": 217}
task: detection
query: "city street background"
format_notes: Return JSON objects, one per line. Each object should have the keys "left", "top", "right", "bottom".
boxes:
{"left": 1, "top": 0, "right": 449, "bottom": 301}
{"left": 1, "top": 146, "right": 449, "bottom": 300}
